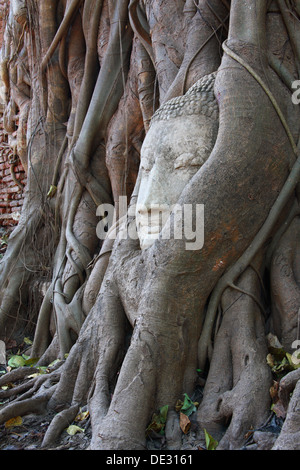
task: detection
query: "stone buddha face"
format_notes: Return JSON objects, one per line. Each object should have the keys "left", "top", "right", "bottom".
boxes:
{"left": 136, "top": 73, "right": 218, "bottom": 250}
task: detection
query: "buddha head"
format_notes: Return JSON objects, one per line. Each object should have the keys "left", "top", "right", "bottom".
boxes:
{"left": 135, "top": 72, "right": 219, "bottom": 250}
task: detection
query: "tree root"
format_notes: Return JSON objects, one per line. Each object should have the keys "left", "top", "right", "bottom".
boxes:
{"left": 41, "top": 0, "right": 83, "bottom": 72}
{"left": 273, "top": 370, "right": 300, "bottom": 450}
{"left": 197, "top": 263, "right": 272, "bottom": 449}
{"left": 0, "top": 370, "right": 58, "bottom": 426}
{"left": 270, "top": 214, "right": 300, "bottom": 351}
{"left": 0, "top": 394, "right": 52, "bottom": 425}
{"left": 277, "top": 368, "right": 300, "bottom": 414}
{"left": 42, "top": 403, "right": 80, "bottom": 448}
{"left": 0, "top": 358, "right": 66, "bottom": 443}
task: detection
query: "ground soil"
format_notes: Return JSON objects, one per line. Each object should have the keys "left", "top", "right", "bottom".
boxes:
{"left": 0, "top": 402, "right": 283, "bottom": 451}
{"left": 0, "top": 361, "right": 283, "bottom": 451}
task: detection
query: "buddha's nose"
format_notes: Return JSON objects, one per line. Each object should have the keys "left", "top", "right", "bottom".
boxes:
{"left": 137, "top": 169, "right": 167, "bottom": 211}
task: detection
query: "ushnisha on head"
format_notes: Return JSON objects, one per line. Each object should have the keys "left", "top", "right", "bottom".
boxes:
{"left": 136, "top": 72, "right": 219, "bottom": 250}
{"left": 150, "top": 71, "right": 218, "bottom": 124}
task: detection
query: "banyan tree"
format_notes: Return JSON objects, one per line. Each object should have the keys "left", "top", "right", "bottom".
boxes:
{"left": 0, "top": 0, "right": 300, "bottom": 450}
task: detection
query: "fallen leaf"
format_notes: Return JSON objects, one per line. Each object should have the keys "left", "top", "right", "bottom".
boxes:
{"left": 266, "top": 353, "right": 275, "bottom": 368}
{"left": 7, "top": 355, "right": 26, "bottom": 368}
{"left": 204, "top": 428, "right": 218, "bottom": 450}
{"left": 47, "top": 359, "right": 61, "bottom": 368}
{"left": 270, "top": 380, "right": 279, "bottom": 402}
{"left": 177, "top": 393, "right": 198, "bottom": 416}
{"left": 23, "top": 337, "right": 33, "bottom": 345}
{"left": 1, "top": 382, "right": 14, "bottom": 390}
{"left": 24, "top": 357, "right": 39, "bottom": 367}
{"left": 286, "top": 352, "right": 300, "bottom": 369}
{"left": 271, "top": 402, "right": 287, "bottom": 419}
{"left": 66, "top": 425, "right": 85, "bottom": 436}
{"left": 244, "top": 429, "right": 254, "bottom": 440}
{"left": 75, "top": 409, "right": 89, "bottom": 422}
{"left": 5, "top": 416, "right": 23, "bottom": 428}
{"left": 175, "top": 399, "right": 183, "bottom": 413}
{"left": 180, "top": 412, "right": 191, "bottom": 434}
{"left": 146, "top": 405, "right": 169, "bottom": 436}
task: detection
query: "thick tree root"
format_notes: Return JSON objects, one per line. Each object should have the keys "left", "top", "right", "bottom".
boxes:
{"left": 42, "top": 404, "right": 80, "bottom": 448}
{"left": 272, "top": 371, "right": 300, "bottom": 450}
{"left": 0, "top": 395, "right": 51, "bottom": 425}
{"left": 0, "top": 361, "right": 63, "bottom": 428}
{"left": 0, "top": 382, "right": 55, "bottom": 426}
{"left": 197, "top": 264, "right": 272, "bottom": 449}
{"left": 0, "top": 367, "right": 40, "bottom": 386}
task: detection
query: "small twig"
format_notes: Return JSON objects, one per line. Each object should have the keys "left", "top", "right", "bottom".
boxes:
{"left": 227, "top": 282, "right": 266, "bottom": 317}
{"left": 193, "top": 0, "right": 223, "bottom": 46}
{"left": 220, "top": 0, "right": 230, "bottom": 11}
{"left": 205, "top": 0, "right": 229, "bottom": 32}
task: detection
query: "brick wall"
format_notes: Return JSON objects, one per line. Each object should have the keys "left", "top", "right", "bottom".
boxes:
{"left": 0, "top": 0, "right": 26, "bottom": 232}
{"left": 0, "top": 1, "right": 8, "bottom": 44}
{"left": 0, "top": 119, "right": 26, "bottom": 230}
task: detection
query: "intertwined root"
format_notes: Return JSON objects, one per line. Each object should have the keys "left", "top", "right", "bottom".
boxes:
{"left": 196, "top": 264, "right": 273, "bottom": 449}
{"left": 0, "top": 294, "right": 299, "bottom": 451}
{"left": 0, "top": 354, "right": 84, "bottom": 448}
{"left": 0, "top": 365, "right": 61, "bottom": 433}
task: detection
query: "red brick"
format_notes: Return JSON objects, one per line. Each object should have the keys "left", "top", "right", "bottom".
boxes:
{"left": 0, "top": 162, "right": 9, "bottom": 170}
{"left": 5, "top": 187, "right": 19, "bottom": 194}
{"left": 7, "top": 200, "right": 20, "bottom": 207}
{"left": 14, "top": 165, "right": 24, "bottom": 172}
{"left": 2, "top": 174, "right": 14, "bottom": 183}
{"left": 2, "top": 220, "right": 16, "bottom": 226}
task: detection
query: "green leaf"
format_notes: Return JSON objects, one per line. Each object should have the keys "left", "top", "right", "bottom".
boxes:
{"left": 47, "top": 358, "right": 62, "bottom": 368}
{"left": 204, "top": 428, "right": 218, "bottom": 450}
{"left": 7, "top": 354, "right": 39, "bottom": 369}
{"left": 146, "top": 405, "right": 169, "bottom": 436}
{"left": 8, "top": 355, "right": 26, "bottom": 368}
{"left": 159, "top": 405, "right": 169, "bottom": 423}
{"left": 180, "top": 393, "right": 197, "bottom": 417}
{"left": 24, "top": 357, "right": 39, "bottom": 367}
{"left": 24, "top": 337, "right": 33, "bottom": 345}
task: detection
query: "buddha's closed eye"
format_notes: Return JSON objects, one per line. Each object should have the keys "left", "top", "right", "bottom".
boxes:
{"left": 174, "top": 153, "right": 204, "bottom": 170}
